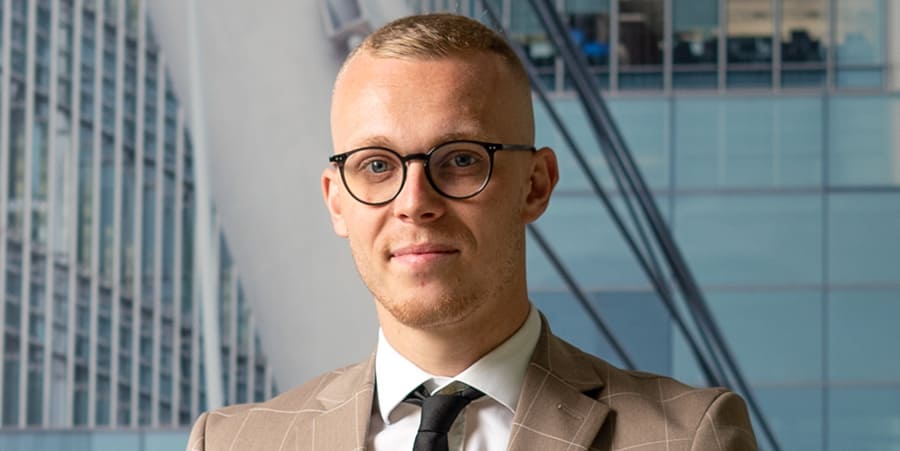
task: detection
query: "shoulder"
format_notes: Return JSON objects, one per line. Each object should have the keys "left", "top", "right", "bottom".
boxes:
{"left": 186, "top": 359, "right": 373, "bottom": 451}
{"left": 213, "top": 363, "right": 352, "bottom": 418}
{"left": 533, "top": 326, "right": 728, "bottom": 411}
{"left": 545, "top": 333, "right": 758, "bottom": 449}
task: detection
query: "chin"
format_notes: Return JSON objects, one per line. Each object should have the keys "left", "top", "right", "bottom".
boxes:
{"left": 378, "top": 291, "right": 479, "bottom": 330}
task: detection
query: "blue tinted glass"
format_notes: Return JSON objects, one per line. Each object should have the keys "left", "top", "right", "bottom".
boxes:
{"left": 670, "top": 324, "right": 706, "bottom": 386}
{"left": 828, "top": 388, "right": 900, "bottom": 451}
{"left": 607, "top": 98, "right": 669, "bottom": 188}
{"left": 828, "top": 290, "right": 900, "bottom": 381}
{"left": 674, "top": 194, "right": 823, "bottom": 286}
{"left": 726, "top": 70, "right": 772, "bottom": 88}
{"left": 836, "top": 69, "right": 883, "bottom": 88}
{"left": 706, "top": 290, "right": 823, "bottom": 383}
{"left": 674, "top": 97, "right": 822, "bottom": 188}
{"left": 619, "top": 73, "right": 663, "bottom": 91}
{"left": 835, "top": 0, "right": 885, "bottom": 65}
{"left": 2, "top": 360, "right": 19, "bottom": 425}
{"left": 99, "top": 159, "right": 115, "bottom": 280}
{"left": 142, "top": 431, "right": 192, "bottom": 451}
{"left": 828, "top": 193, "right": 900, "bottom": 284}
{"left": 534, "top": 99, "right": 610, "bottom": 192}
{"left": 0, "top": 431, "right": 191, "bottom": 451}
{"left": 93, "top": 431, "right": 142, "bottom": 450}
{"left": 528, "top": 195, "right": 670, "bottom": 290}
{"left": 532, "top": 290, "right": 671, "bottom": 374}
{"left": 781, "top": 69, "right": 826, "bottom": 88}
{"left": 828, "top": 95, "right": 900, "bottom": 186}
{"left": 673, "top": 0, "right": 719, "bottom": 66}
{"left": 535, "top": 98, "right": 671, "bottom": 191}
{"left": 754, "top": 388, "right": 823, "bottom": 451}
{"left": 673, "top": 71, "right": 718, "bottom": 89}
{"left": 726, "top": 0, "right": 773, "bottom": 64}
{"left": 780, "top": 0, "right": 827, "bottom": 63}
{"left": 617, "top": 0, "right": 663, "bottom": 69}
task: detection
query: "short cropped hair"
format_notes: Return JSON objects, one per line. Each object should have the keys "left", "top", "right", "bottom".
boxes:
{"left": 344, "top": 13, "right": 529, "bottom": 83}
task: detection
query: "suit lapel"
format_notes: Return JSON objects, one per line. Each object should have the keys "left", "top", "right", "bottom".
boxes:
{"left": 507, "top": 320, "right": 610, "bottom": 451}
{"left": 309, "top": 354, "right": 377, "bottom": 450}
{"left": 305, "top": 319, "right": 611, "bottom": 450}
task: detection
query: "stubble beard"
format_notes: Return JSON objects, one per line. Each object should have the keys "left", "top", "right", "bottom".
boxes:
{"left": 349, "top": 228, "right": 525, "bottom": 331}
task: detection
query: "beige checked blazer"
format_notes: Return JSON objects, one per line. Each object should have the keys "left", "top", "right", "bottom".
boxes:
{"left": 187, "top": 320, "right": 758, "bottom": 450}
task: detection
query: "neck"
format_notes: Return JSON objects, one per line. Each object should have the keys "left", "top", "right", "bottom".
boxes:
{"left": 377, "top": 298, "right": 531, "bottom": 377}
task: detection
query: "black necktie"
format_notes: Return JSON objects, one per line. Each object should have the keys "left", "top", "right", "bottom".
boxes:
{"left": 403, "top": 383, "right": 485, "bottom": 451}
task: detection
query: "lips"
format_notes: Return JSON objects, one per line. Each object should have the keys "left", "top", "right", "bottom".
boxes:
{"left": 390, "top": 243, "right": 458, "bottom": 258}
{"left": 389, "top": 243, "right": 459, "bottom": 267}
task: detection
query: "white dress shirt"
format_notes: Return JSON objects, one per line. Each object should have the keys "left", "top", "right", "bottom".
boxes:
{"left": 366, "top": 306, "right": 541, "bottom": 451}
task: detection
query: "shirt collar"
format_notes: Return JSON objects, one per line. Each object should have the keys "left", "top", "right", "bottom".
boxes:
{"left": 374, "top": 306, "right": 541, "bottom": 424}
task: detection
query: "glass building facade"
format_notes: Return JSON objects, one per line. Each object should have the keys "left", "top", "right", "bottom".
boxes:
{"left": 0, "top": 0, "right": 274, "bottom": 437}
{"left": 412, "top": 1, "right": 899, "bottom": 450}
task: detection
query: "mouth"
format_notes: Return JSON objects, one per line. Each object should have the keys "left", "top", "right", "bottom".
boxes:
{"left": 389, "top": 243, "right": 459, "bottom": 266}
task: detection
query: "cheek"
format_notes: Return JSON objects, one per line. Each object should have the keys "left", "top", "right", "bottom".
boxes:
{"left": 469, "top": 194, "right": 525, "bottom": 251}
{"left": 345, "top": 207, "right": 394, "bottom": 256}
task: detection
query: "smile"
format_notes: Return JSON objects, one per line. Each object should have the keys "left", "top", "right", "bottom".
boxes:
{"left": 389, "top": 244, "right": 459, "bottom": 266}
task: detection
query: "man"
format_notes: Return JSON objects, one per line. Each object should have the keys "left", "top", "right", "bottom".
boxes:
{"left": 187, "top": 13, "right": 758, "bottom": 451}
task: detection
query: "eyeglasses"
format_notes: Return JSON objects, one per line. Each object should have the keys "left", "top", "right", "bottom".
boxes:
{"left": 328, "top": 140, "right": 536, "bottom": 206}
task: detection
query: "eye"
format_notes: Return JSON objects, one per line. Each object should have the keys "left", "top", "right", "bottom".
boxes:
{"left": 451, "top": 152, "right": 478, "bottom": 167}
{"left": 438, "top": 149, "right": 484, "bottom": 169}
{"left": 365, "top": 159, "right": 391, "bottom": 174}
{"left": 351, "top": 151, "right": 398, "bottom": 176}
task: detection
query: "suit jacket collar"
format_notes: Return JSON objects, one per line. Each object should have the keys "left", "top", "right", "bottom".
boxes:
{"left": 311, "top": 354, "right": 376, "bottom": 450}
{"left": 310, "top": 317, "right": 610, "bottom": 450}
{"left": 506, "top": 319, "right": 610, "bottom": 450}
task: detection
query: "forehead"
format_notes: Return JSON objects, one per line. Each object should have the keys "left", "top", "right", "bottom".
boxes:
{"left": 330, "top": 51, "right": 532, "bottom": 150}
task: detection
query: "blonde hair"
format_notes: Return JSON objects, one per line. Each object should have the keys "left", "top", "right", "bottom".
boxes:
{"left": 344, "top": 13, "right": 529, "bottom": 83}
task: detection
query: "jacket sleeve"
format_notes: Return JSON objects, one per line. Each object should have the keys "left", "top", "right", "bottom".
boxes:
{"left": 186, "top": 412, "right": 209, "bottom": 451}
{"left": 691, "top": 391, "right": 759, "bottom": 451}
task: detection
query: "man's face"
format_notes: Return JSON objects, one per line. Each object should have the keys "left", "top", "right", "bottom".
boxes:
{"left": 323, "top": 50, "right": 556, "bottom": 330}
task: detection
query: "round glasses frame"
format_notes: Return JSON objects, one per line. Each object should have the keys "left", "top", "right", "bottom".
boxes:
{"left": 328, "top": 140, "right": 536, "bottom": 206}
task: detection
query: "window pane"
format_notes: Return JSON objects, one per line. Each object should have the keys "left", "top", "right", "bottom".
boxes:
{"left": 835, "top": 0, "right": 884, "bottom": 65}
{"left": 755, "top": 388, "right": 824, "bottom": 451}
{"left": 727, "top": 0, "right": 773, "bottom": 87}
{"left": 527, "top": 195, "right": 670, "bottom": 291}
{"left": 532, "top": 290, "right": 670, "bottom": 374}
{"left": 708, "top": 290, "right": 823, "bottom": 383}
{"left": 565, "top": 0, "right": 611, "bottom": 89}
{"left": 835, "top": 0, "right": 885, "bottom": 88}
{"left": 534, "top": 97, "right": 670, "bottom": 192}
{"left": 27, "top": 368, "right": 43, "bottom": 425}
{"left": 502, "top": 0, "right": 554, "bottom": 91}
{"left": 77, "top": 123, "right": 94, "bottom": 268}
{"left": 828, "top": 193, "right": 900, "bottom": 285}
{"left": 828, "top": 95, "right": 900, "bottom": 187}
{"left": 780, "top": 0, "right": 827, "bottom": 87}
{"left": 608, "top": 98, "right": 669, "bottom": 187}
{"left": 672, "top": 0, "right": 719, "bottom": 89}
{"left": 2, "top": 359, "right": 19, "bottom": 425}
{"left": 618, "top": 0, "right": 663, "bottom": 90}
{"left": 674, "top": 97, "right": 823, "bottom": 188}
{"left": 672, "top": 293, "right": 826, "bottom": 451}
{"left": 534, "top": 99, "right": 599, "bottom": 193}
{"left": 829, "top": 290, "right": 900, "bottom": 382}
{"left": 674, "top": 194, "right": 822, "bottom": 287}
{"left": 829, "top": 388, "right": 900, "bottom": 450}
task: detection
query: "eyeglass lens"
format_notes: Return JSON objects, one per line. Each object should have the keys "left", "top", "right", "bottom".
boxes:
{"left": 341, "top": 142, "right": 492, "bottom": 204}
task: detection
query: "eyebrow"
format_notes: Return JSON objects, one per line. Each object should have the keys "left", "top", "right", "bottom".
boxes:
{"left": 349, "top": 130, "right": 490, "bottom": 152}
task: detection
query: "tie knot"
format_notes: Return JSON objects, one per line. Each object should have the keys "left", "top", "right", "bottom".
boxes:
{"left": 404, "top": 382, "right": 484, "bottom": 434}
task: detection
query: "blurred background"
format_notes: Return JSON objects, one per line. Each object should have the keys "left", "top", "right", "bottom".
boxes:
{"left": 0, "top": 0, "right": 896, "bottom": 449}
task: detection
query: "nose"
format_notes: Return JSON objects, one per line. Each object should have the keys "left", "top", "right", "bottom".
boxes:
{"left": 392, "top": 160, "right": 445, "bottom": 223}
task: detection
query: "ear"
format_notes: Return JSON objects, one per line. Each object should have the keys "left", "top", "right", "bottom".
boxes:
{"left": 322, "top": 167, "right": 349, "bottom": 237}
{"left": 522, "top": 147, "right": 559, "bottom": 223}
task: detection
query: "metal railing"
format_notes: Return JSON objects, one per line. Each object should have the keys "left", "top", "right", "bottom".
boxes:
{"left": 478, "top": 1, "right": 782, "bottom": 449}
